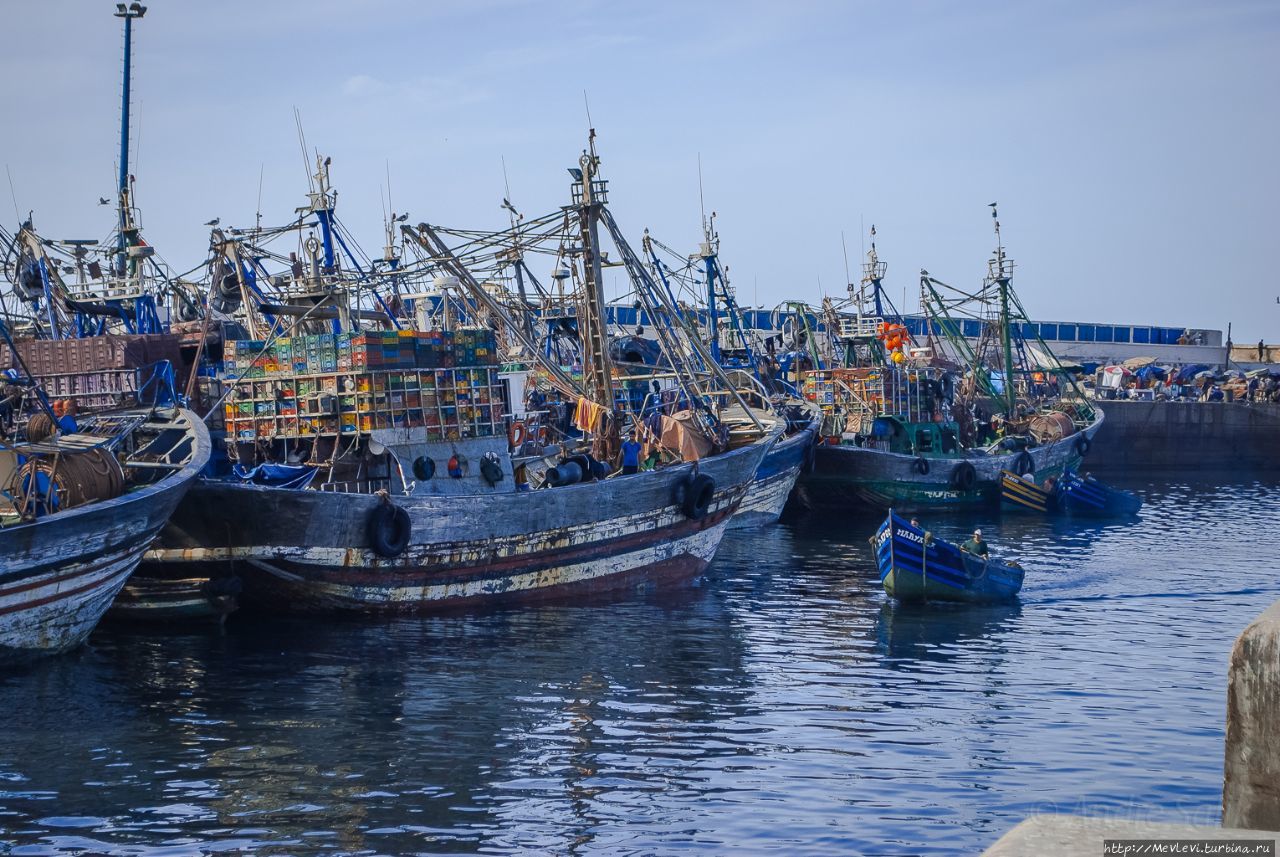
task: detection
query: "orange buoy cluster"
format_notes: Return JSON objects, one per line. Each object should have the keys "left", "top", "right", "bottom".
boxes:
{"left": 877, "top": 322, "right": 911, "bottom": 364}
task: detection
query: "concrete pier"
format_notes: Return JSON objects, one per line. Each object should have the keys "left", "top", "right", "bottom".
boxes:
{"left": 985, "top": 599, "right": 1280, "bottom": 853}
{"left": 982, "top": 815, "right": 1279, "bottom": 856}
{"left": 1224, "top": 599, "right": 1280, "bottom": 830}
{"left": 1087, "top": 400, "right": 1280, "bottom": 472}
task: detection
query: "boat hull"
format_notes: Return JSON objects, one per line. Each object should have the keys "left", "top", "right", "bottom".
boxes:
{"left": 0, "top": 409, "right": 210, "bottom": 662}
{"left": 801, "top": 408, "right": 1104, "bottom": 512}
{"left": 143, "top": 437, "right": 771, "bottom": 614}
{"left": 872, "top": 512, "right": 1024, "bottom": 604}
{"left": 107, "top": 575, "right": 239, "bottom": 623}
{"left": 728, "top": 424, "right": 815, "bottom": 529}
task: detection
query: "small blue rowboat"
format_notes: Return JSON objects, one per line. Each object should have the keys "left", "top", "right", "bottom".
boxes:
{"left": 1058, "top": 470, "right": 1143, "bottom": 516}
{"left": 871, "top": 510, "right": 1025, "bottom": 604}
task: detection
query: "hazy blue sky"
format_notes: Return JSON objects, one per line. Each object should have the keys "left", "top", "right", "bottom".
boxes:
{"left": 2, "top": 1, "right": 1276, "bottom": 340}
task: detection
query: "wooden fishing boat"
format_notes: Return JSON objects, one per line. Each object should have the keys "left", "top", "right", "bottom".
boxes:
{"left": 107, "top": 570, "right": 239, "bottom": 623}
{"left": 728, "top": 411, "right": 816, "bottom": 528}
{"left": 146, "top": 427, "right": 773, "bottom": 613}
{"left": 1058, "top": 470, "right": 1142, "bottom": 516}
{"left": 0, "top": 406, "right": 210, "bottom": 662}
{"left": 142, "top": 135, "right": 783, "bottom": 613}
{"left": 1000, "top": 468, "right": 1140, "bottom": 516}
{"left": 871, "top": 510, "right": 1024, "bottom": 604}
{"left": 999, "top": 469, "right": 1061, "bottom": 513}
{"left": 794, "top": 215, "right": 1104, "bottom": 512}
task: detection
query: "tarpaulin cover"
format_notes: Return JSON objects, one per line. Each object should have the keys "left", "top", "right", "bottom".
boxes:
{"left": 660, "top": 412, "right": 713, "bottom": 462}
{"left": 233, "top": 463, "right": 317, "bottom": 490}
{"left": 1175, "top": 364, "right": 1212, "bottom": 383}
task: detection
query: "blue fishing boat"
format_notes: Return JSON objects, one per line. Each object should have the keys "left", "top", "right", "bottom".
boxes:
{"left": 1058, "top": 470, "right": 1142, "bottom": 516}
{"left": 871, "top": 510, "right": 1024, "bottom": 603}
{"left": 1000, "top": 468, "right": 1140, "bottom": 516}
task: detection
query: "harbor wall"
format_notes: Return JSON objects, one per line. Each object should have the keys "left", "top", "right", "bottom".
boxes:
{"left": 1224, "top": 599, "right": 1280, "bottom": 830}
{"left": 1086, "top": 400, "right": 1280, "bottom": 472}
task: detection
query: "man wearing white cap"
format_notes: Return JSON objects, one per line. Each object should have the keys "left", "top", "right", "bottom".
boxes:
{"left": 961, "top": 529, "right": 989, "bottom": 558}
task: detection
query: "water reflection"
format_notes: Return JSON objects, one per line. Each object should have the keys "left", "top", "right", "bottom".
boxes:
{"left": 0, "top": 475, "right": 1277, "bottom": 854}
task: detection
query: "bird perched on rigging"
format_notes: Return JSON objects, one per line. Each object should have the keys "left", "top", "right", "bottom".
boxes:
{"left": 204, "top": 217, "right": 220, "bottom": 227}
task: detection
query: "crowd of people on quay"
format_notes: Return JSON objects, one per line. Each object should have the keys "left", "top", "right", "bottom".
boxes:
{"left": 1086, "top": 358, "right": 1280, "bottom": 403}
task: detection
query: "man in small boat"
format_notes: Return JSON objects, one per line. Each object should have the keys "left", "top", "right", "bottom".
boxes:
{"left": 960, "top": 529, "right": 989, "bottom": 559}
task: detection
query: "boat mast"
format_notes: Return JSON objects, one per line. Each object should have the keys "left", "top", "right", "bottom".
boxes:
{"left": 571, "top": 130, "right": 617, "bottom": 417}
{"left": 988, "top": 203, "right": 1016, "bottom": 419}
{"left": 114, "top": 2, "right": 146, "bottom": 277}
{"left": 702, "top": 213, "right": 720, "bottom": 363}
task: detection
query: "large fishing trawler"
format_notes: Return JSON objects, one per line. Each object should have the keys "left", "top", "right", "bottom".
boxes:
{"left": 794, "top": 211, "right": 1103, "bottom": 511}
{"left": 144, "top": 136, "right": 780, "bottom": 612}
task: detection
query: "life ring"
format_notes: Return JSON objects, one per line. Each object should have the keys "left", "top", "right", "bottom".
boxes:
{"left": 950, "top": 460, "right": 977, "bottom": 491}
{"left": 913, "top": 456, "right": 930, "bottom": 476}
{"left": 367, "top": 503, "right": 412, "bottom": 558}
{"left": 412, "top": 456, "right": 435, "bottom": 481}
{"left": 1074, "top": 434, "right": 1091, "bottom": 457}
{"left": 681, "top": 473, "right": 716, "bottom": 520}
{"left": 508, "top": 420, "right": 528, "bottom": 448}
{"left": 1013, "top": 450, "right": 1035, "bottom": 476}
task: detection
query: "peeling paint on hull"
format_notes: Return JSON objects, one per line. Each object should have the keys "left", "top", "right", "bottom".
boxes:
{"left": 0, "top": 409, "right": 211, "bottom": 663}
{"left": 729, "top": 426, "right": 815, "bottom": 529}
{"left": 144, "top": 434, "right": 775, "bottom": 614}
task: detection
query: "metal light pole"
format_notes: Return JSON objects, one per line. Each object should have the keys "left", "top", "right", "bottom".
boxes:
{"left": 114, "top": 2, "right": 146, "bottom": 275}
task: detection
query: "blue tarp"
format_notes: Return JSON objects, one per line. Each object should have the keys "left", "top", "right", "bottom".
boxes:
{"left": 1135, "top": 365, "right": 1167, "bottom": 381}
{"left": 1174, "top": 364, "right": 1212, "bottom": 383}
{"left": 232, "top": 463, "right": 317, "bottom": 490}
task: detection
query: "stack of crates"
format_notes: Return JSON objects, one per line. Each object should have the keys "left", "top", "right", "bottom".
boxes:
{"left": 452, "top": 328, "right": 497, "bottom": 367}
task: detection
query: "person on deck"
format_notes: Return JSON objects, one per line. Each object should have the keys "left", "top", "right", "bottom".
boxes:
{"left": 620, "top": 433, "right": 643, "bottom": 476}
{"left": 960, "top": 529, "right": 989, "bottom": 559}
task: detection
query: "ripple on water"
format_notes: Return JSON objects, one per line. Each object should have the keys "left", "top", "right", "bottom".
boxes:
{"left": 0, "top": 475, "right": 1276, "bottom": 855}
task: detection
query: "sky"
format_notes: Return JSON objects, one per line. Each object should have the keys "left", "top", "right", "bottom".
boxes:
{"left": 1, "top": 0, "right": 1277, "bottom": 340}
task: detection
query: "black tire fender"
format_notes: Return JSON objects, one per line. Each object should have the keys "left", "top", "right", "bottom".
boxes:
{"left": 368, "top": 503, "right": 412, "bottom": 558}
{"left": 1075, "top": 434, "right": 1091, "bottom": 457}
{"left": 681, "top": 473, "right": 716, "bottom": 520}
{"left": 950, "top": 460, "right": 977, "bottom": 491}
{"left": 913, "top": 456, "right": 930, "bottom": 476}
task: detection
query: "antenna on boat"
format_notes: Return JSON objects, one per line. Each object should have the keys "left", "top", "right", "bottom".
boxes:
{"left": 255, "top": 163, "right": 264, "bottom": 234}
{"left": 5, "top": 165, "right": 19, "bottom": 223}
{"left": 294, "top": 108, "right": 314, "bottom": 195}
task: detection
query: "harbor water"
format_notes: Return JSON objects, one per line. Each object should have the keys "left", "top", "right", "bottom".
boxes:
{"left": 1, "top": 476, "right": 1278, "bottom": 855}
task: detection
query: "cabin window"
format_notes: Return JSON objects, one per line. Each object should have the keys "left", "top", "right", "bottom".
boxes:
{"left": 914, "top": 428, "right": 934, "bottom": 453}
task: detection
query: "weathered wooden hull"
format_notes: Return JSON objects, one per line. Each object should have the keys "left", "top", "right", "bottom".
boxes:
{"left": 107, "top": 575, "right": 239, "bottom": 623}
{"left": 0, "top": 409, "right": 210, "bottom": 663}
{"left": 728, "top": 423, "right": 816, "bottom": 529}
{"left": 799, "top": 409, "right": 1104, "bottom": 512}
{"left": 144, "top": 435, "right": 772, "bottom": 613}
